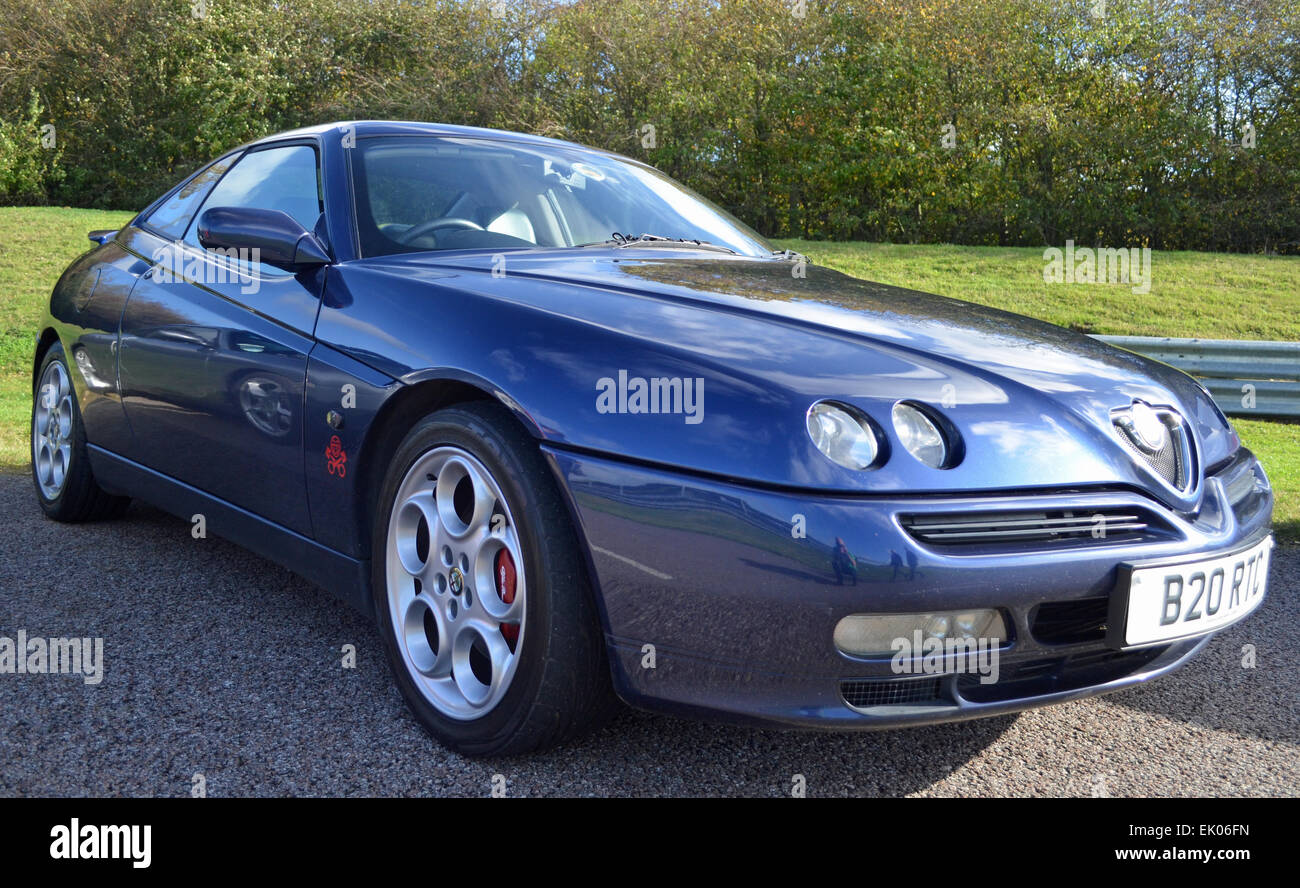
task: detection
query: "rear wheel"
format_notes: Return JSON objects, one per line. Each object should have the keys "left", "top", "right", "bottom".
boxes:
{"left": 372, "top": 402, "right": 616, "bottom": 755}
{"left": 31, "top": 342, "right": 129, "bottom": 522}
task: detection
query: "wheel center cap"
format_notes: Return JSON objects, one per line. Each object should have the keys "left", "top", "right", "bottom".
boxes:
{"left": 448, "top": 567, "right": 465, "bottom": 595}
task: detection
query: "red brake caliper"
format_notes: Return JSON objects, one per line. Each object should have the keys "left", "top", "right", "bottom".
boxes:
{"left": 495, "top": 548, "right": 519, "bottom": 647}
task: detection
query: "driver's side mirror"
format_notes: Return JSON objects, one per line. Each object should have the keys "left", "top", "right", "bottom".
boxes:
{"left": 196, "top": 206, "right": 331, "bottom": 272}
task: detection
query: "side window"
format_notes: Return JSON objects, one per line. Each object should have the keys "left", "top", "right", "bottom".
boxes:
{"left": 184, "top": 144, "right": 323, "bottom": 273}
{"left": 141, "top": 156, "right": 235, "bottom": 240}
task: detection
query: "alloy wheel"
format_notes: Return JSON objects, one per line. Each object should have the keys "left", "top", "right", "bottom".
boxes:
{"left": 33, "top": 360, "right": 74, "bottom": 500}
{"left": 384, "top": 445, "right": 527, "bottom": 720}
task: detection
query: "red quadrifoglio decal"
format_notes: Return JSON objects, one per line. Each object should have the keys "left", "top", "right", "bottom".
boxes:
{"left": 325, "top": 435, "right": 348, "bottom": 477}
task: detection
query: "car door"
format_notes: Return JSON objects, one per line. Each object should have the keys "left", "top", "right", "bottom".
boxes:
{"left": 117, "top": 142, "right": 328, "bottom": 536}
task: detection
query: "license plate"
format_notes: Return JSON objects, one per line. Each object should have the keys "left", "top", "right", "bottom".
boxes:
{"left": 1118, "top": 535, "right": 1273, "bottom": 647}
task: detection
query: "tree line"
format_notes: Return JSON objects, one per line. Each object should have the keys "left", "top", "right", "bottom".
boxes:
{"left": 1, "top": 0, "right": 1295, "bottom": 252}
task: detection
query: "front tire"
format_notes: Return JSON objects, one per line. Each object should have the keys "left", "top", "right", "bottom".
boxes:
{"left": 372, "top": 402, "right": 616, "bottom": 755}
{"left": 31, "top": 342, "right": 130, "bottom": 522}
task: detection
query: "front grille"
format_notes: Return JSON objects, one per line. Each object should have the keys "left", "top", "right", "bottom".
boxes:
{"left": 902, "top": 507, "right": 1162, "bottom": 549}
{"left": 956, "top": 646, "right": 1166, "bottom": 703}
{"left": 1032, "top": 596, "right": 1110, "bottom": 644}
{"left": 1112, "top": 406, "right": 1194, "bottom": 492}
{"left": 840, "top": 676, "right": 943, "bottom": 708}
{"left": 1116, "top": 428, "right": 1187, "bottom": 489}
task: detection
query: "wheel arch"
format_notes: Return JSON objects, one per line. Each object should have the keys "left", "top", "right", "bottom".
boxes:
{"left": 354, "top": 375, "right": 542, "bottom": 561}
{"left": 33, "top": 328, "right": 60, "bottom": 391}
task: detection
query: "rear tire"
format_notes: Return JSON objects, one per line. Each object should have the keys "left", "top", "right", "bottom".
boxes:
{"left": 31, "top": 342, "right": 130, "bottom": 522}
{"left": 371, "top": 401, "right": 617, "bottom": 756}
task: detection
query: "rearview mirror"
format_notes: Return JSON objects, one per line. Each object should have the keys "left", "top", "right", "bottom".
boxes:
{"left": 196, "top": 206, "right": 330, "bottom": 272}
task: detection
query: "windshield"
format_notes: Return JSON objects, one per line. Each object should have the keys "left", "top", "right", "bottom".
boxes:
{"left": 352, "top": 136, "right": 773, "bottom": 258}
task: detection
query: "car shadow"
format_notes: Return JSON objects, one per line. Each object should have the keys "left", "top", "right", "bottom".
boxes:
{"left": 1098, "top": 601, "right": 1300, "bottom": 745}
{"left": 512, "top": 707, "right": 1022, "bottom": 797}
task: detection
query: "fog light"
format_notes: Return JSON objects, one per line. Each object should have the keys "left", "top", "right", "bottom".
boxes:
{"left": 833, "top": 609, "right": 1007, "bottom": 657}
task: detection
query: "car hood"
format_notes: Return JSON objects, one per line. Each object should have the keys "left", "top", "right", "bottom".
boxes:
{"left": 337, "top": 249, "right": 1238, "bottom": 507}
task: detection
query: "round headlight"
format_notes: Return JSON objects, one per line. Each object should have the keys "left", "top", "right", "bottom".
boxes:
{"left": 806, "top": 401, "right": 880, "bottom": 470}
{"left": 891, "top": 402, "right": 949, "bottom": 468}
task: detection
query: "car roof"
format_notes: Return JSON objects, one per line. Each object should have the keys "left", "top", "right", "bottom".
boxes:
{"left": 248, "top": 120, "right": 635, "bottom": 162}
{"left": 132, "top": 120, "right": 652, "bottom": 233}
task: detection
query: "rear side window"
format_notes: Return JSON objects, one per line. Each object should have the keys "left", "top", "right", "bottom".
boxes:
{"left": 141, "top": 156, "right": 235, "bottom": 240}
{"left": 184, "top": 144, "right": 322, "bottom": 249}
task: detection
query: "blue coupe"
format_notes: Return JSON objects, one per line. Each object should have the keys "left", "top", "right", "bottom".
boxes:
{"left": 34, "top": 122, "right": 1274, "bottom": 754}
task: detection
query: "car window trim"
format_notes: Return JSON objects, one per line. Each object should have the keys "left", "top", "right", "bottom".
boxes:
{"left": 133, "top": 139, "right": 331, "bottom": 292}
{"left": 179, "top": 138, "right": 329, "bottom": 258}
{"left": 134, "top": 148, "right": 247, "bottom": 241}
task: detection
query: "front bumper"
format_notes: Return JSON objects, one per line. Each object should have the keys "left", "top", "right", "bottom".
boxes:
{"left": 544, "top": 445, "right": 1273, "bottom": 729}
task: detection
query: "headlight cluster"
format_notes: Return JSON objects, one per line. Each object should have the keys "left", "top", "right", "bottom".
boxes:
{"left": 806, "top": 399, "right": 959, "bottom": 470}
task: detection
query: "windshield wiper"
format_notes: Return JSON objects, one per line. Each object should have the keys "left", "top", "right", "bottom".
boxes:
{"left": 578, "top": 232, "right": 739, "bottom": 254}
{"left": 770, "top": 248, "right": 807, "bottom": 262}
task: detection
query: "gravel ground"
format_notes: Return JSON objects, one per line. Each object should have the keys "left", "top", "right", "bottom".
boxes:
{"left": 1, "top": 473, "right": 1296, "bottom": 797}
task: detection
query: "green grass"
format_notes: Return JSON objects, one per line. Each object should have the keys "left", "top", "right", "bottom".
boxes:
{"left": 0, "top": 210, "right": 1295, "bottom": 542}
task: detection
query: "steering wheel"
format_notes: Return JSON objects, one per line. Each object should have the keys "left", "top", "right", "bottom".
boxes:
{"left": 398, "top": 217, "right": 484, "bottom": 245}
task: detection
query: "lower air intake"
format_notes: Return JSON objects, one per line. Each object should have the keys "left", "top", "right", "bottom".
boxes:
{"left": 840, "top": 676, "right": 943, "bottom": 709}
